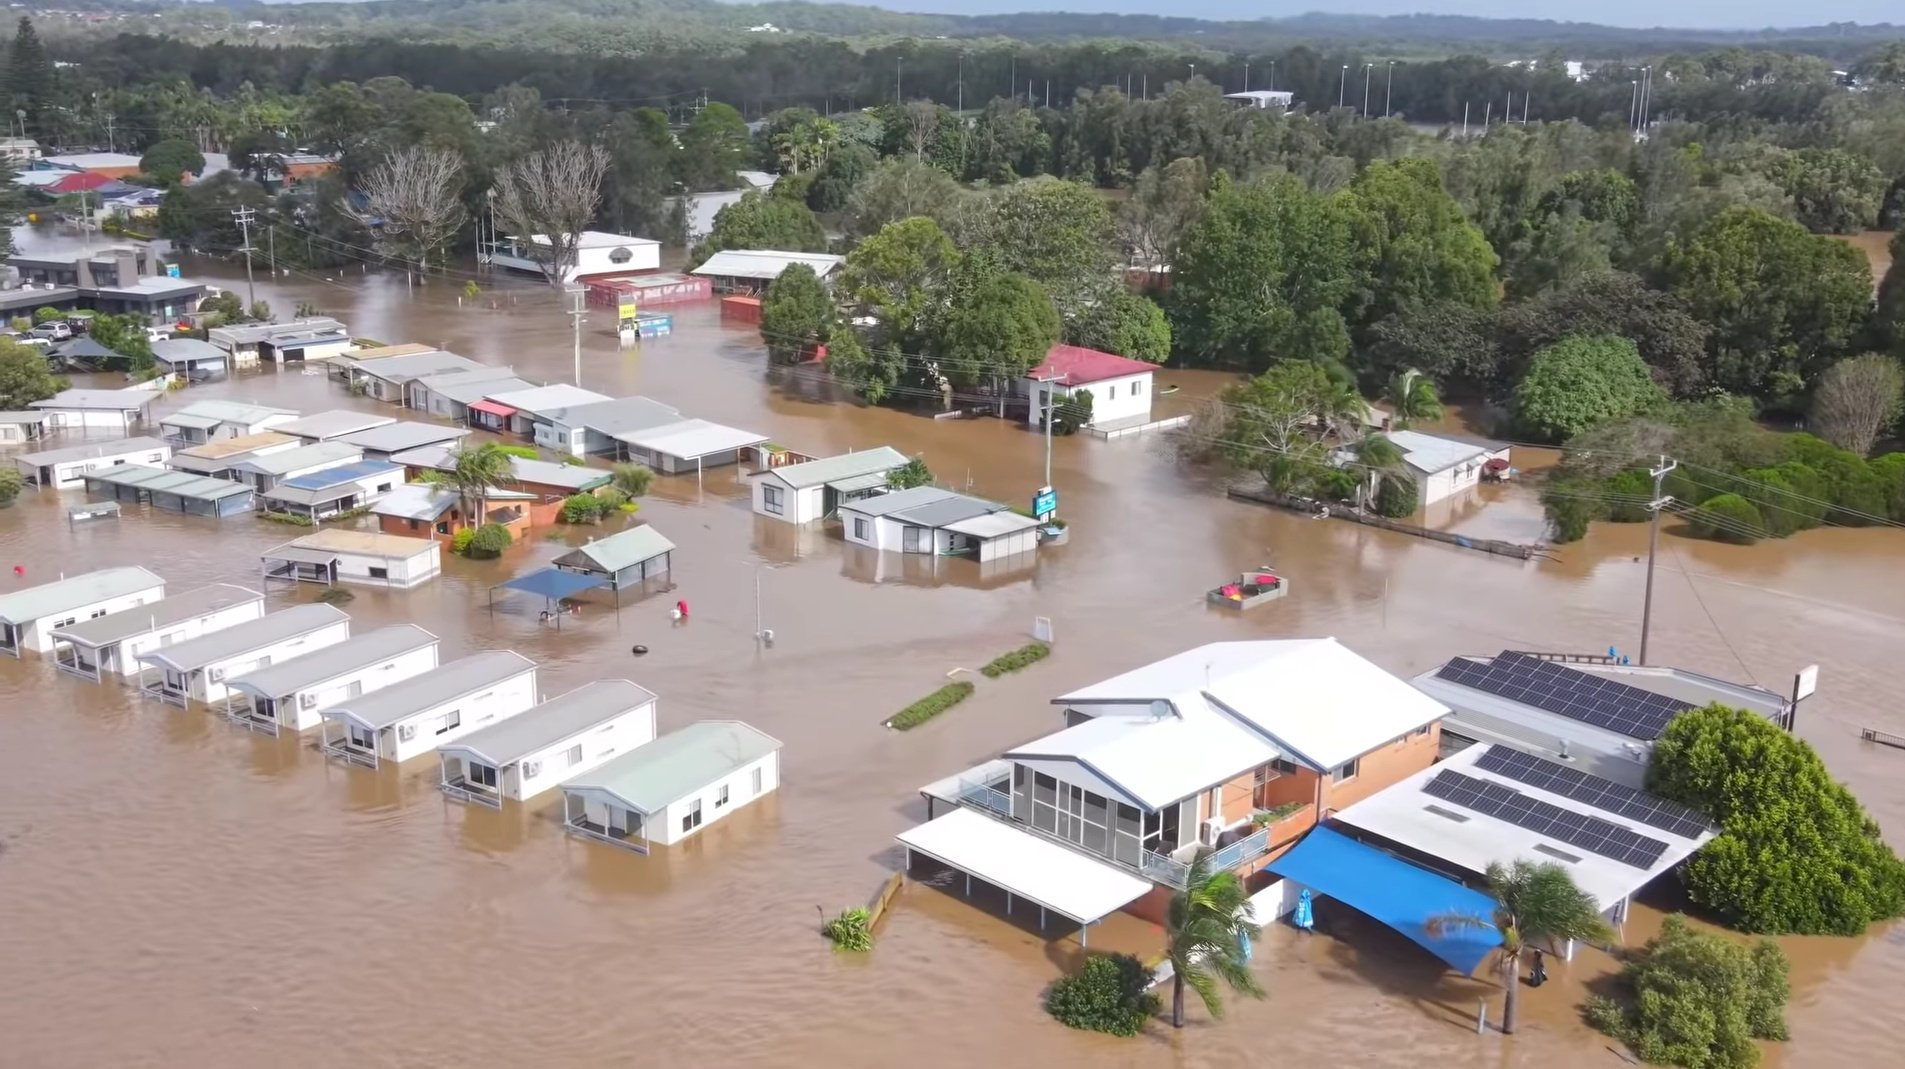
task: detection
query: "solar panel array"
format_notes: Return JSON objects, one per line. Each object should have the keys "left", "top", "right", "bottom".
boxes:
{"left": 1422, "top": 769, "right": 1671, "bottom": 869}
{"left": 1474, "top": 747, "right": 1712, "bottom": 839}
{"left": 1434, "top": 651, "right": 1693, "bottom": 740}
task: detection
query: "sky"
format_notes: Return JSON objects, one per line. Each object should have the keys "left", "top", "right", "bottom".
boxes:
{"left": 866, "top": 2, "right": 1900, "bottom": 31}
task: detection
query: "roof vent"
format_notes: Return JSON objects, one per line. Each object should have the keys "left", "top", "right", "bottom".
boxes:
{"left": 1424, "top": 805, "right": 1471, "bottom": 823}
{"left": 1535, "top": 844, "right": 1582, "bottom": 864}
{"left": 1557, "top": 739, "right": 1573, "bottom": 761}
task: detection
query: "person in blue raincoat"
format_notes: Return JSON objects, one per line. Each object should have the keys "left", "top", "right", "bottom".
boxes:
{"left": 1293, "top": 888, "right": 1315, "bottom": 934}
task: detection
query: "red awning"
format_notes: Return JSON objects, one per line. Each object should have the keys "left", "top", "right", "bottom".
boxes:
{"left": 1484, "top": 458, "right": 1511, "bottom": 472}
{"left": 469, "top": 400, "right": 517, "bottom": 418}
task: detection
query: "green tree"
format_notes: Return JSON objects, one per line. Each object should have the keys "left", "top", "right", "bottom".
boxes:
{"left": 1383, "top": 368, "right": 1442, "bottom": 427}
{"left": 1773, "top": 147, "right": 1885, "bottom": 234}
{"left": 0, "top": 465, "right": 21, "bottom": 506}
{"left": 5, "top": 18, "right": 53, "bottom": 140}
{"left": 1353, "top": 434, "right": 1417, "bottom": 516}
{"left": 1169, "top": 174, "right": 1356, "bottom": 372}
{"left": 1427, "top": 861, "right": 1613, "bottom": 1036}
{"left": 1648, "top": 703, "right": 1905, "bottom": 934}
{"left": 1051, "top": 389, "right": 1094, "bottom": 435}
{"left": 418, "top": 443, "right": 518, "bottom": 529}
{"left": 834, "top": 216, "right": 957, "bottom": 348}
{"left": 0, "top": 337, "right": 62, "bottom": 408}
{"left": 885, "top": 456, "right": 932, "bottom": 489}
{"left": 1513, "top": 335, "right": 1666, "bottom": 443}
{"left": 844, "top": 158, "right": 965, "bottom": 241}
{"left": 690, "top": 191, "right": 826, "bottom": 266}
{"left": 1503, "top": 169, "right": 1640, "bottom": 299}
{"left": 610, "top": 463, "right": 653, "bottom": 498}
{"left": 466, "top": 522, "right": 513, "bottom": 559}
{"left": 1217, "top": 360, "right": 1340, "bottom": 492}
{"left": 1874, "top": 231, "right": 1905, "bottom": 358}
{"left": 87, "top": 314, "right": 156, "bottom": 372}
{"left": 139, "top": 140, "right": 207, "bottom": 186}
{"left": 1809, "top": 353, "right": 1904, "bottom": 456}
{"left": 600, "top": 108, "right": 683, "bottom": 244}
{"left": 1360, "top": 301, "right": 1501, "bottom": 395}
{"left": 1164, "top": 853, "right": 1263, "bottom": 1029}
{"left": 1688, "top": 494, "right": 1768, "bottom": 543}
{"left": 930, "top": 270, "right": 1060, "bottom": 402}
{"left": 1069, "top": 292, "right": 1170, "bottom": 364}
{"left": 1119, "top": 157, "right": 1208, "bottom": 274}
{"left": 807, "top": 142, "right": 876, "bottom": 214}
{"left": 1498, "top": 272, "right": 1711, "bottom": 398}
{"left": 975, "top": 178, "right": 1118, "bottom": 323}
{"left": 758, "top": 264, "right": 833, "bottom": 366}
{"left": 676, "top": 101, "right": 749, "bottom": 191}
{"left": 1043, "top": 953, "right": 1159, "bottom": 1037}
{"left": 1655, "top": 206, "right": 1873, "bottom": 399}
{"left": 1337, "top": 157, "right": 1498, "bottom": 337}
{"left": 1585, "top": 915, "right": 1789, "bottom": 1069}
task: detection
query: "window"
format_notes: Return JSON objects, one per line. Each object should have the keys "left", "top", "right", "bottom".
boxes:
{"left": 436, "top": 521, "right": 450, "bottom": 535}
{"left": 436, "top": 710, "right": 461, "bottom": 735}
{"left": 376, "top": 483, "right": 393, "bottom": 493}
{"left": 368, "top": 566, "right": 389, "bottom": 580}
{"left": 762, "top": 484, "right": 784, "bottom": 515}
{"left": 1411, "top": 724, "right": 1431, "bottom": 739}
{"left": 715, "top": 784, "right": 730, "bottom": 808}
{"left": 408, "top": 518, "right": 421, "bottom": 531}
{"left": 470, "top": 763, "right": 498, "bottom": 788}
{"left": 1330, "top": 759, "right": 1359, "bottom": 783}
{"left": 853, "top": 517, "right": 870, "bottom": 541}
{"left": 1132, "top": 380, "right": 1143, "bottom": 396}
{"left": 1107, "top": 385, "right": 1117, "bottom": 400}
{"left": 751, "top": 766, "right": 764, "bottom": 795}
{"left": 565, "top": 744, "right": 583, "bottom": 767}
{"left": 349, "top": 725, "right": 376, "bottom": 749}
{"left": 1272, "top": 758, "right": 1300, "bottom": 775}
{"left": 681, "top": 798, "right": 703, "bottom": 834}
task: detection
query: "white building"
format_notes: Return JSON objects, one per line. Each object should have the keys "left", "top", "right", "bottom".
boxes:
{"left": 50, "top": 583, "right": 264, "bottom": 681}
{"left": 481, "top": 384, "right": 613, "bottom": 444}
{"left": 166, "top": 431, "right": 302, "bottom": 479}
{"left": 439, "top": 679, "right": 659, "bottom": 808}
{"left": 259, "top": 459, "right": 405, "bottom": 520}
{"left": 839, "top": 486, "right": 1041, "bottom": 562}
{"left": 29, "top": 387, "right": 158, "bottom": 431}
{"left": 158, "top": 399, "right": 299, "bottom": 444}
{"left": 332, "top": 421, "right": 470, "bottom": 461}
{"left": 341, "top": 349, "right": 485, "bottom": 404}
{"left": 207, "top": 317, "right": 351, "bottom": 367}
{"left": 486, "top": 231, "right": 661, "bottom": 283}
{"left": 223, "top": 624, "right": 441, "bottom": 735}
{"left": 1365, "top": 430, "right": 1512, "bottom": 507}
{"left": 136, "top": 603, "right": 352, "bottom": 707}
{"left": 750, "top": 447, "right": 909, "bottom": 525}
{"left": 0, "top": 566, "right": 166, "bottom": 658}
{"left": 14, "top": 436, "right": 171, "bottom": 490}
{"left": 527, "top": 394, "right": 678, "bottom": 457}
{"left": 611, "top": 418, "right": 768, "bottom": 478}
{"left": 690, "top": 250, "right": 843, "bottom": 294}
{"left": 1224, "top": 90, "right": 1296, "bottom": 109}
{"left": 232, "top": 440, "right": 364, "bottom": 493}
{"left": 562, "top": 720, "right": 782, "bottom": 853}
{"left": 1022, "top": 344, "right": 1157, "bottom": 431}
{"left": 149, "top": 338, "right": 231, "bottom": 383}
{"left": 409, "top": 367, "right": 532, "bottom": 422}
{"left": 317, "top": 651, "right": 540, "bottom": 768}
{"left": 0, "top": 410, "right": 47, "bottom": 443}
{"left": 270, "top": 410, "right": 396, "bottom": 444}
{"left": 259, "top": 529, "right": 442, "bottom": 589}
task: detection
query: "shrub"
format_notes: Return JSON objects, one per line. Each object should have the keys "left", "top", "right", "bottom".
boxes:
{"left": 610, "top": 462, "right": 654, "bottom": 497}
{"left": 496, "top": 445, "right": 539, "bottom": 459}
{"left": 315, "top": 588, "right": 355, "bottom": 605}
{"left": 1051, "top": 390, "right": 1094, "bottom": 435}
{"left": 597, "top": 486, "right": 630, "bottom": 510}
{"left": 1782, "top": 433, "right": 1889, "bottom": 524}
{"left": 1585, "top": 915, "right": 1789, "bottom": 1069}
{"left": 1541, "top": 482, "right": 1593, "bottom": 543}
{"left": 9, "top": 317, "right": 29, "bottom": 332}
{"left": 821, "top": 907, "right": 874, "bottom": 951}
{"left": 450, "top": 528, "right": 475, "bottom": 555}
{"left": 1870, "top": 452, "right": 1905, "bottom": 520}
{"left": 885, "top": 680, "right": 974, "bottom": 730}
{"left": 1603, "top": 469, "right": 1655, "bottom": 523}
{"left": 886, "top": 456, "right": 933, "bottom": 490}
{"left": 980, "top": 642, "right": 1051, "bottom": 678}
{"left": 466, "top": 523, "right": 513, "bottom": 558}
{"left": 1044, "top": 953, "right": 1159, "bottom": 1037}
{"left": 560, "top": 493, "right": 608, "bottom": 524}
{"left": 0, "top": 466, "right": 22, "bottom": 506}
{"left": 260, "top": 510, "right": 315, "bottom": 526}
{"left": 32, "top": 306, "right": 63, "bottom": 323}
{"left": 1373, "top": 475, "right": 1418, "bottom": 518}
{"left": 1648, "top": 704, "right": 1905, "bottom": 934}
{"left": 1312, "top": 468, "right": 1360, "bottom": 503}
{"left": 1687, "top": 494, "right": 1765, "bottom": 544}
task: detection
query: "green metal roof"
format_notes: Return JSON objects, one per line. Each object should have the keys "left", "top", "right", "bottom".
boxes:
{"left": 564, "top": 721, "right": 780, "bottom": 814}
{"left": 555, "top": 524, "right": 675, "bottom": 574}
{"left": 85, "top": 464, "right": 253, "bottom": 502}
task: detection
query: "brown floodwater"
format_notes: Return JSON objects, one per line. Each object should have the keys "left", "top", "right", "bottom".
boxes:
{"left": 2, "top": 239, "right": 1902, "bottom": 1067}
{"left": 1836, "top": 229, "right": 1895, "bottom": 291}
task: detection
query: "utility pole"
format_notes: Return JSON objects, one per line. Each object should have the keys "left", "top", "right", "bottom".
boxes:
{"left": 1243, "top": 60, "right": 1249, "bottom": 93}
{"left": 267, "top": 224, "right": 276, "bottom": 277}
{"left": 1362, "top": 63, "right": 1372, "bottom": 117}
{"left": 1463, "top": 101, "right": 1470, "bottom": 138}
{"left": 896, "top": 57, "right": 902, "bottom": 106}
{"left": 565, "top": 283, "right": 587, "bottom": 388}
{"left": 1268, "top": 60, "right": 1275, "bottom": 91}
{"left": 231, "top": 206, "right": 258, "bottom": 310}
{"left": 957, "top": 53, "right": 963, "bottom": 114}
{"left": 1638, "top": 455, "right": 1677, "bottom": 666}
{"left": 1339, "top": 65, "right": 1348, "bottom": 108}
{"left": 1385, "top": 61, "right": 1394, "bottom": 117}
{"left": 1629, "top": 79, "right": 1640, "bottom": 133}
{"left": 1032, "top": 372, "right": 1060, "bottom": 490}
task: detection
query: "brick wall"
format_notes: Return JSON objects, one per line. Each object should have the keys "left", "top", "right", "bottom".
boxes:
{"left": 1321, "top": 722, "right": 1441, "bottom": 813}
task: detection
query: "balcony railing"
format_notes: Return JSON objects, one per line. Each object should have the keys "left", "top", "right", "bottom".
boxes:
{"left": 955, "top": 775, "right": 1012, "bottom": 817}
{"left": 1139, "top": 826, "right": 1275, "bottom": 887}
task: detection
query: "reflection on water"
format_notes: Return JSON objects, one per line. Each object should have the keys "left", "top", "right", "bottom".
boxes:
{"left": 0, "top": 246, "right": 1898, "bottom": 1066}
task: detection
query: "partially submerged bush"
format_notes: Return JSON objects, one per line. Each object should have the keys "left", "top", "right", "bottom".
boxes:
{"left": 980, "top": 642, "right": 1050, "bottom": 678}
{"left": 821, "top": 907, "right": 873, "bottom": 951}
{"left": 1687, "top": 494, "right": 1765, "bottom": 544}
{"left": 886, "top": 681, "right": 974, "bottom": 730}
{"left": 1044, "top": 953, "right": 1159, "bottom": 1037}
{"left": 451, "top": 528, "right": 475, "bottom": 555}
{"left": 1585, "top": 915, "right": 1789, "bottom": 1069}
{"left": 465, "top": 522, "right": 513, "bottom": 559}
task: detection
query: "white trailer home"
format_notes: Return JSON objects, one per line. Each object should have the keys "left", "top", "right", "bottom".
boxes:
{"left": 317, "top": 651, "right": 539, "bottom": 768}
{"left": 270, "top": 410, "right": 396, "bottom": 444}
{"left": 29, "top": 387, "right": 157, "bottom": 431}
{"left": 561, "top": 720, "right": 782, "bottom": 853}
{"left": 232, "top": 440, "right": 364, "bottom": 493}
{"left": 0, "top": 566, "right": 166, "bottom": 658}
{"left": 50, "top": 583, "right": 265, "bottom": 681}
{"left": 749, "top": 447, "right": 908, "bottom": 525}
{"left": 223, "top": 624, "right": 441, "bottom": 736}
{"left": 158, "top": 399, "right": 297, "bottom": 444}
{"left": 14, "top": 436, "right": 171, "bottom": 490}
{"left": 259, "top": 529, "right": 442, "bottom": 589}
{"left": 439, "top": 679, "right": 658, "bottom": 808}
{"left": 838, "top": 486, "right": 1041, "bottom": 562}
{"left": 136, "top": 603, "right": 352, "bottom": 707}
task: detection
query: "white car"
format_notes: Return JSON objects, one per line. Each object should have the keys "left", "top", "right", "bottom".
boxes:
{"left": 29, "top": 322, "right": 72, "bottom": 342}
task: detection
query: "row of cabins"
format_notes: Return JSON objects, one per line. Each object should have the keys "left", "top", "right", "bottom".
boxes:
{"left": 0, "top": 567, "right": 777, "bottom": 852}
{"left": 904, "top": 638, "right": 1786, "bottom": 967}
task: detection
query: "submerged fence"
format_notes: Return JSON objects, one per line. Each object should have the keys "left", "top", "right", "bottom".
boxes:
{"left": 1227, "top": 485, "right": 1548, "bottom": 561}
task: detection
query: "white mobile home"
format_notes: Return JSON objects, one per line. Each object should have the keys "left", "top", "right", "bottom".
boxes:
{"left": 0, "top": 566, "right": 166, "bottom": 658}
{"left": 30, "top": 387, "right": 157, "bottom": 431}
{"left": 562, "top": 720, "right": 781, "bottom": 853}
{"left": 551, "top": 525, "right": 675, "bottom": 599}
{"left": 1375, "top": 430, "right": 1513, "bottom": 508}
{"left": 317, "top": 651, "right": 540, "bottom": 768}
{"left": 533, "top": 395, "right": 679, "bottom": 457}
{"left": 270, "top": 410, "right": 396, "bottom": 444}
{"left": 482, "top": 384, "right": 612, "bottom": 444}
{"left": 136, "top": 603, "right": 352, "bottom": 707}
{"left": 158, "top": 399, "right": 299, "bottom": 444}
{"left": 332, "top": 421, "right": 471, "bottom": 461}
{"left": 0, "top": 410, "right": 48, "bottom": 443}
{"left": 50, "top": 584, "right": 264, "bottom": 681}
{"left": 409, "top": 367, "right": 532, "bottom": 422}
{"left": 486, "top": 230, "right": 661, "bottom": 283}
{"left": 750, "top": 446, "right": 908, "bottom": 525}
{"left": 166, "top": 431, "right": 301, "bottom": 478}
{"left": 224, "top": 624, "right": 441, "bottom": 735}
{"left": 439, "top": 679, "right": 658, "bottom": 808}
{"left": 612, "top": 418, "right": 768, "bottom": 477}
{"left": 231, "top": 441, "right": 364, "bottom": 493}
{"left": 207, "top": 317, "right": 350, "bottom": 366}
{"left": 347, "top": 350, "right": 486, "bottom": 404}
{"left": 259, "top": 459, "right": 404, "bottom": 520}
{"left": 14, "top": 436, "right": 171, "bottom": 490}
{"left": 839, "top": 486, "right": 1040, "bottom": 562}
{"left": 260, "top": 529, "right": 442, "bottom": 589}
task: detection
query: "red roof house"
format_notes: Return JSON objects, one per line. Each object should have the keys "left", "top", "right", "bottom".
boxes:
{"left": 48, "top": 171, "right": 115, "bottom": 195}
{"left": 1023, "top": 344, "right": 1160, "bottom": 429}
{"left": 1027, "top": 343, "right": 1158, "bottom": 386}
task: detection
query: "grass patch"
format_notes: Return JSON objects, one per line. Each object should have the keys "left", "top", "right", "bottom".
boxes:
{"left": 886, "top": 680, "right": 974, "bottom": 730}
{"left": 259, "top": 510, "right": 315, "bottom": 526}
{"left": 980, "top": 642, "right": 1050, "bottom": 678}
{"left": 1252, "top": 802, "right": 1305, "bottom": 826}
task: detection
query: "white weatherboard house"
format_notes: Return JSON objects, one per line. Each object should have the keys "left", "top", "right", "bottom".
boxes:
{"left": 317, "top": 651, "right": 540, "bottom": 768}
{"left": 14, "top": 436, "right": 171, "bottom": 490}
{"left": 0, "top": 566, "right": 166, "bottom": 658}
{"left": 552, "top": 525, "right": 675, "bottom": 598}
{"left": 259, "top": 459, "right": 405, "bottom": 520}
{"left": 207, "top": 317, "right": 350, "bottom": 366}
{"left": 333, "top": 421, "right": 471, "bottom": 461}
{"left": 530, "top": 394, "right": 679, "bottom": 457}
{"left": 691, "top": 250, "right": 843, "bottom": 293}
{"left": 270, "top": 409, "right": 396, "bottom": 444}
{"left": 562, "top": 720, "right": 782, "bottom": 853}
{"left": 342, "top": 349, "right": 484, "bottom": 404}
{"left": 136, "top": 603, "right": 352, "bottom": 707}
{"left": 440, "top": 679, "right": 659, "bottom": 808}
{"left": 224, "top": 624, "right": 442, "bottom": 735}
{"left": 488, "top": 231, "right": 662, "bottom": 283}
{"left": 166, "top": 431, "right": 301, "bottom": 478}
{"left": 750, "top": 446, "right": 909, "bottom": 524}
{"left": 50, "top": 583, "right": 265, "bottom": 681}
{"left": 158, "top": 399, "right": 299, "bottom": 444}
{"left": 839, "top": 486, "right": 1041, "bottom": 562}
{"left": 481, "top": 384, "right": 612, "bottom": 445}
{"left": 612, "top": 418, "right": 769, "bottom": 478}
{"left": 30, "top": 387, "right": 157, "bottom": 431}
{"left": 0, "top": 410, "right": 47, "bottom": 442}
{"left": 410, "top": 367, "right": 531, "bottom": 422}
{"left": 1370, "top": 430, "right": 1512, "bottom": 507}
{"left": 1022, "top": 344, "right": 1157, "bottom": 431}
{"left": 260, "top": 529, "right": 442, "bottom": 589}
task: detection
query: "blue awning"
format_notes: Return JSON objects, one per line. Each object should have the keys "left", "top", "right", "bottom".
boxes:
{"left": 495, "top": 568, "right": 608, "bottom": 601}
{"left": 1268, "top": 827, "right": 1502, "bottom": 974}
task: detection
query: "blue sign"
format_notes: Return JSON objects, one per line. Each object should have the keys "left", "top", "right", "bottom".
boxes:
{"left": 1032, "top": 487, "right": 1057, "bottom": 519}
{"left": 165, "top": 264, "right": 180, "bottom": 278}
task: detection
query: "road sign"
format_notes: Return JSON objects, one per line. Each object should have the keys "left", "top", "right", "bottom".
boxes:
{"left": 1032, "top": 486, "right": 1057, "bottom": 520}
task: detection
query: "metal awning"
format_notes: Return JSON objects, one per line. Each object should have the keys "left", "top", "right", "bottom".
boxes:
{"left": 262, "top": 547, "right": 341, "bottom": 567}
{"left": 469, "top": 400, "right": 517, "bottom": 418}
{"left": 495, "top": 568, "right": 609, "bottom": 601}
{"left": 162, "top": 413, "right": 223, "bottom": 429}
{"left": 827, "top": 471, "right": 891, "bottom": 494}
{"left": 896, "top": 807, "right": 1151, "bottom": 927}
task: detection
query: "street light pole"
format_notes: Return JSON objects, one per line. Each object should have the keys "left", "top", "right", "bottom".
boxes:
{"left": 1243, "top": 61, "right": 1249, "bottom": 93}
{"left": 1385, "top": 61, "right": 1395, "bottom": 117}
{"left": 1363, "top": 63, "right": 1372, "bottom": 117}
{"left": 1339, "top": 65, "right": 1348, "bottom": 108}
{"left": 1638, "top": 455, "right": 1677, "bottom": 666}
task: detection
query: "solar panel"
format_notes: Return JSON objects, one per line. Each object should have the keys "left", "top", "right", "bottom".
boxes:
{"left": 1433, "top": 651, "right": 1694, "bottom": 740}
{"left": 1422, "top": 769, "right": 1672, "bottom": 869}
{"left": 1472, "top": 747, "right": 1712, "bottom": 839}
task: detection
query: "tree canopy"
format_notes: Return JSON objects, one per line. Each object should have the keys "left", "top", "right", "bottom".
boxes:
{"left": 759, "top": 264, "right": 833, "bottom": 366}
{"left": 1586, "top": 915, "right": 1789, "bottom": 1069}
{"left": 1513, "top": 334, "right": 1665, "bottom": 443}
{"left": 691, "top": 191, "right": 827, "bottom": 266}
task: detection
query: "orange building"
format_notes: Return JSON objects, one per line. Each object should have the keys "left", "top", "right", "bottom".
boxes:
{"left": 375, "top": 448, "right": 613, "bottom": 546}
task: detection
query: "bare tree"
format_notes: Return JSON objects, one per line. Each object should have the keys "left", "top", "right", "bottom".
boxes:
{"left": 491, "top": 140, "right": 612, "bottom": 288}
{"left": 1119, "top": 157, "right": 1209, "bottom": 274}
{"left": 903, "top": 101, "right": 939, "bottom": 162}
{"left": 1810, "top": 352, "right": 1904, "bottom": 456}
{"left": 347, "top": 146, "right": 467, "bottom": 285}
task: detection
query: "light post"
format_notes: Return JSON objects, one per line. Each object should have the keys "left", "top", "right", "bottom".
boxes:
{"left": 1362, "top": 63, "right": 1372, "bottom": 117}
{"left": 1339, "top": 65, "right": 1348, "bottom": 108}
{"left": 1385, "top": 61, "right": 1395, "bottom": 117}
{"left": 1243, "top": 60, "right": 1249, "bottom": 93}
{"left": 1268, "top": 60, "right": 1275, "bottom": 91}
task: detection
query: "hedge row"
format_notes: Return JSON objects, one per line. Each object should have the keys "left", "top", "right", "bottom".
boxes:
{"left": 886, "top": 681, "right": 974, "bottom": 731}
{"left": 980, "top": 642, "right": 1051, "bottom": 678}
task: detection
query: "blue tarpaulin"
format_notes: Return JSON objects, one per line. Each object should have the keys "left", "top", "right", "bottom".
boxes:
{"left": 1268, "top": 827, "right": 1502, "bottom": 974}
{"left": 495, "top": 568, "right": 608, "bottom": 601}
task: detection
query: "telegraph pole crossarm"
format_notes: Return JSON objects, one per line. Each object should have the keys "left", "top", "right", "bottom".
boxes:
{"left": 232, "top": 206, "right": 258, "bottom": 310}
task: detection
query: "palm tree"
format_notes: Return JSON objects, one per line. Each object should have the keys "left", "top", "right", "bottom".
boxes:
{"left": 1352, "top": 434, "right": 1409, "bottom": 511}
{"left": 1164, "top": 853, "right": 1265, "bottom": 1028}
{"left": 419, "top": 442, "right": 517, "bottom": 526}
{"left": 1426, "top": 860, "right": 1613, "bottom": 1035}
{"left": 1385, "top": 368, "right": 1443, "bottom": 428}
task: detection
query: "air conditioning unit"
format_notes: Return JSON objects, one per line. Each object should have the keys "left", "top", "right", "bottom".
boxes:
{"left": 1200, "top": 818, "right": 1227, "bottom": 847}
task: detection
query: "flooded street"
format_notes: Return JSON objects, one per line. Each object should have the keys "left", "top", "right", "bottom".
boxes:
{"left": 2, "top": 248, "right": 1902, "bottom": 1067}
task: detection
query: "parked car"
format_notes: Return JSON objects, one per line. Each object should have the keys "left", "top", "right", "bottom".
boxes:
{"left": 29, "top": 322, "right": 72, "bottom": 342}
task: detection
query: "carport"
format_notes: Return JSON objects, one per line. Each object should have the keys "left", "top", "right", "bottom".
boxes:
{"left": 488, "top": 567, "right": 609, "bottom": 629}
